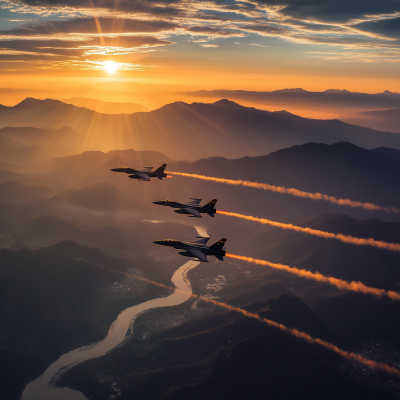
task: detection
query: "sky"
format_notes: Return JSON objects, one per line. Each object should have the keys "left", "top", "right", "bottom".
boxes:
{"left": 1, "top": 0, "right": 400, "bottom": 94}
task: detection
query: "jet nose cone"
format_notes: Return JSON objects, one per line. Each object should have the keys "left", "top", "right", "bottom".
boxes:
{"left": 110, "top": 168, "right": 117, "bottom": 172}
{"left": 153, "top": 201, "right": 162, "bottom": 205}
{"left": 153, "top": 240, "right": 163, "bottom": 245}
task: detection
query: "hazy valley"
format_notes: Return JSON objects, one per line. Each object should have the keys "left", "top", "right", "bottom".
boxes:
{"left": 1, "top": 92, "right": 400, "bottom": 400}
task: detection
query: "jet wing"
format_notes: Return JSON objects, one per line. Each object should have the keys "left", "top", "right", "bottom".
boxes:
{"left": 140, "top": 167, "right": 153, "bottom": 172}
{"left": 190, "top": 237, "right": 210, "bottom": 245}
{"left": 186, "top": 249, "right": 208, "bottom": 262}
{"left": 186, "top": 198, "right": 202, "bottom": 205}
{"left": 181, "top": 207, "right": 201, "bottom": 218}
{"left": 131, "top": 172, "right": 151, "bottom": 181}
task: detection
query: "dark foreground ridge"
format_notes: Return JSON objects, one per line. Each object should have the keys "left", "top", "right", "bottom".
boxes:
{"left": 60, "top": 294, "right": 397, "bottom": 400}
{"left": 0, "top": 241, "right": 169, "bottom": 399}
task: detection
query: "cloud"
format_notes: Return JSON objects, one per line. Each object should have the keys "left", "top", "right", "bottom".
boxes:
{"left": 186, "top": 26, "right": 244, "bottom": 37}
{"left": 309, "top": 50, "right": 400, "bottom": 63}
{"left": 0, "top": 17, "right": 179, "bottom": 37}
{"left": 0, "top": 39, "right": 83, "bottom": 57}
{"left": 2, "top": 0, "right": 400, "bottom": 68}
{"left": 0, "top": 36, "right": 173, "bottom": 60}
{"left": 353, "top": 17, "right": 400, "bottom": 39}
{"left": 292, "top": 35, "right": 400, "bottom": 49}
{"left": 286, "top": 20, "right": 348, "bottom": 34}
{"left": 0, "top": 57, "right": 154, "bottom": 71}
{"left": 246, "top": 0, "right": 400, "bottom": 23}
{"left": 5, "top": 0, "right": 185, "bottom": 16}
{"left": 239, "top": 24, "right": 289, "bottom": 36}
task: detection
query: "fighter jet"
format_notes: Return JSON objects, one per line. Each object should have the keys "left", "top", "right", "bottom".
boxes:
{"left": 110, "top": 164, "right": 167, "bottom": 181}
{"left": 153, "top": 236, "right": 227, "bottom": 262}
{"left": 153, "top": 198, "right": 217, "bottom": 218}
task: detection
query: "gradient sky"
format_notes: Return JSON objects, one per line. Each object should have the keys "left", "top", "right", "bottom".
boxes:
{"left": 1, "top": 0, "right": 400, "bottom": 92}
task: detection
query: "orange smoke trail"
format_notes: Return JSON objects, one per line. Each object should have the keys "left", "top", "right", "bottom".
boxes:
{"left": 217, "top": 210, "right": 400, "bottom": 252}
{"left": 226, "top": 253, "right": 400, "bottom": 301}
{"left": 203, "top": 298, "right": 400, "bottom": 376}
{"left": 166, "top": 171, "right": 399, "bottom": 214}
{"left": 106, "top": 265, "right": 400, "bottom": 376}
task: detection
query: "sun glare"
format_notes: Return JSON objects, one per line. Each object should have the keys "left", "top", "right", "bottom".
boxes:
{"left": 104, "top": 61, "right": 118, "bottom": 73}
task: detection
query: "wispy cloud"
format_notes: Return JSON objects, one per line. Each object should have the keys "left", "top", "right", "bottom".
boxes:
{"left": 1, "top": 0, "right": 400, "bottom": 70}
{"left": 249, "top": 43, "right": 268, "bottom": 47}
{"left": 309, "top": 50, "right": 400, "bottom": 63}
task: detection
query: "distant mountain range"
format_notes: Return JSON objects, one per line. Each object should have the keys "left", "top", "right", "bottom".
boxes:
{"left": 61, "top": 97, "right": 148, "bottom": 114}
{"left": 28, "top": 148, "right": 172, "bottom": 188}
{"left": 172, "top": 141, "right": 400, "bottom": 216}
{"left": 1, "top": 98, "right": 400, "bottom": 159}
{"left": 180, "top": 88, "right": 400, "bottom": 114}
{"left": 0, "top": 180, "right": 53, "bottom": 204}
{"left": 0, "top": 125, "right": 82, "bottom": 146}
{"left": 0, "top": 126, "right": 87, "bottom": 164}
{"left": 340, "top": 108, "right": 400, "bottom": 133}
{"left": 0, "top": 81, "right": 186, "bottom": 108}
{"left": 3, "top": 141, "right": 400, "bottom": 222}
{"left": 0, "top": 160, "right": 19, "bottom": 172}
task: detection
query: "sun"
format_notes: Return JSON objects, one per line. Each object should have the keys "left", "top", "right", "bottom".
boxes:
{"left": 104, "top": 61, "right": 118, "bottom": 73}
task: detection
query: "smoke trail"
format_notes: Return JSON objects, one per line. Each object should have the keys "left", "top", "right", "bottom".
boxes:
{"left": 217, "top": 210, "right": 400, "bottom": 252}
{"left": 105, "top": 266, "right": 400, "bottom": 376}
{"left": 166, "top": 171, "right": 399, "bottom": 214}
{"left": 226, "top": 253, "right": 400, "bottom": 301}
{"left": 203, "top": 297, "right": 400, "bottom": 376}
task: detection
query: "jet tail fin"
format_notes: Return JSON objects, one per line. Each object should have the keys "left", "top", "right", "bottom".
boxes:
{"left": 215, "top": 254, "right": 224, "bottom": 261}
{"left": 209, "top": 238, "right": 227, "bottom": 251}
{"left": 207, "top": 212, "right": 215, "bottom": 217}
{"left": 204, "top": 199, "right": 217, "bottom": 209}
{"left": 154, "top": 164, "right": 167, "bottom": 174}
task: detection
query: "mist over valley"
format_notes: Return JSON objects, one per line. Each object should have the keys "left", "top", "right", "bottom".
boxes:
{"left": 1, "top": 92, "right": 400, "bottom": 400}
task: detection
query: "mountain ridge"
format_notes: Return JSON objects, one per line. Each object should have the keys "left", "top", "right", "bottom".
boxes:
{"left": 2, "top": 97, "right": 400, "bottom": 160}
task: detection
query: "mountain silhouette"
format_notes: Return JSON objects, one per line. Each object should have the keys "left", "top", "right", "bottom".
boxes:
{"left": 340, "top": 108, "right": 400, "bottom": 133}
{"left": 0, "top": 181, "right": 53, "bottom": 204}
{"left": 171, "top": 142, "right": 400, "bottom": 218}
{"left": 181, "top": 88, "right": 400, "bottom": 113}
{"left": 62, "top": 97, "right": 148, "bottom": 114}
{"left": 2, "top": 98, "right": 400, "bottom": 159}
{"left": 0, "top": 126, "right": 84, "bottom": 148}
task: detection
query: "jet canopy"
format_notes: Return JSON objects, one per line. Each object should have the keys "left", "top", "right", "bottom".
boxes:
{"left": 161, "top": 199, "right": 174, "bottom": 203}
{"left": 164, "top": 239, "right": 179, "bottom": 242}
{"left": 118, "top": 166, "right": 130, "bottom": 170}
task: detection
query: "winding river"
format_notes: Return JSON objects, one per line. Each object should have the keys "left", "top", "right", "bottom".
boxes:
{"left": 22, "top": 259, "right": 200, "bottom": 400}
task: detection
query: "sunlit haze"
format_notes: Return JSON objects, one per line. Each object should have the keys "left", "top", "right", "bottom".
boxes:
{"left": 103, "top": 61, "right": 118, "bottom": 74}
{"left": 1, "top": 0, "right": 400, "bottom": 114}
{"left": 2, "top": 2, "right": 400, "bottom": 400}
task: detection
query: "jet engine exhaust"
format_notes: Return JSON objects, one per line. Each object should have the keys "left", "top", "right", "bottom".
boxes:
{"left": 217, "top": 210, "right": 400, "bottom": 252}
{"left": 225, "top": 253, "right": 400, "bottom": 301}
{"left": 166, "top": 171, "right": 400, "bottom": 214}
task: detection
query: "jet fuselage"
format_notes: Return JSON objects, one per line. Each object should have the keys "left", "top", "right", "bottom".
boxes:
{"left": 153, "top": 238, "right": 226, "bottom": 262}
{"left": 110, "top": 164, "right": 167, "bottom": 181}
{"left": 153, "top": 198, "right": 217, "bottom": 218}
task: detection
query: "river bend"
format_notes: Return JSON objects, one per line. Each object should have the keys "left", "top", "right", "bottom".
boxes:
{"left": 22, "top": 260, "right": 199, "bottom": 400}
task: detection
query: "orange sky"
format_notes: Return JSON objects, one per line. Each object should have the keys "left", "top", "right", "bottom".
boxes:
{"left": 1, "top": 0, "right": 400, "bottom": 114}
